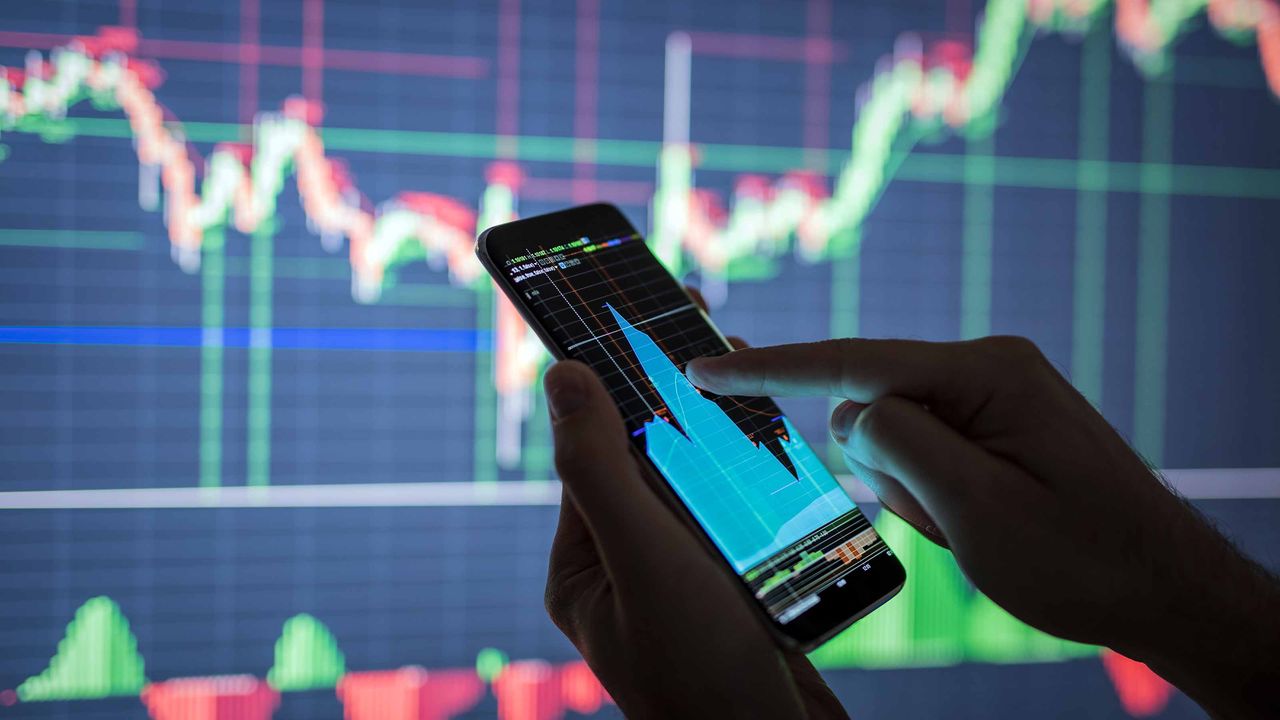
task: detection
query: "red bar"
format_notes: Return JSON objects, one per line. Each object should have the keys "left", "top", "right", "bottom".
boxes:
{"left": 302, "top": 0, "right": 324, "bottom": 104}
{"left": 0, "top": 30, "right": 76, "bottom": 50}
{"left": 120, "top": 0, "right": 137, "bottom": 30}
{"left": 239, "top": 0, "right": 259, "bottom": 127}
{"left": 803, "top": 0, "right": 833, "bottom": 158}
{"left": 496, "top": 0, "right": 522, "bottom": 141}
{"left": 1100, "top": 651, "right": 1174, "bottom": 717}
{"left": 492, "top": 659, "right": 610, "bottom": 720}
{"left": 337, "top": 667, "right": 485, "bottom": 720}
{"left": 572, "top": 0, "right": 600, "bottom": 203}
{"left": 141, "top": 676, "right": 279, "bottom": 720}
{"left": 685, "top": 30, "right": 842, "bottom": 63}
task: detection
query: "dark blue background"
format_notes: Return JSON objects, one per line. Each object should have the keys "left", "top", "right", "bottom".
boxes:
{"left": 1, "top": 0, "right": 1277, "bottom": 717}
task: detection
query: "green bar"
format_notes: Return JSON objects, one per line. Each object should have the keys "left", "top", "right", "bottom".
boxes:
{"left": 268, "top": 614, "right": 345, "bottom": 691}
{"left": 1165, "top": 163, "right": 1280, "bottom": 198}
{"left": 17, "top": 597, "right": 145, "bottom": 701}
{"left": 896, "top": 153, "right": 1280, "bottom": 199}
{"left": 1134, "top": 70, "right": 1175, "bottom": 464}
{"left": 826, "top": 229, "right": 860, "bottom": 467}
{"left": 698, "top": 142, "right": 829, "bottom": 175}
{"left": 551, "top": 137, "right": 656, "bottom": 168}
{"left": 807, "top": 510, "right": 1097, "bottom": 669}
{"left": 321, "top": 125, "right": 661, "bottom": 168}
{"left": 320, "top": 126, "right": 498, "bottom": 160}
{"left": 828, "top": 233, "right": 861, "bottom": 340}
{"left": 473, "top": 285, "right": 497, "bottom": 484}
{"left": 28, "top": 116, "right": 237, "bottom": 145}
{"left": 961, "top": 134, "right": 995, "bottom": 340}
{"left": 247, "top": 225, "right": 274, "bottom": 487}
{"left": 37, "top": 117, "right": 1280, "bottom": 199}
{"left": 200, "top": 227, "right": 226, "bottom": 489}
{"left": 0, "top": 228, "right": 144, "bottom": 250}
{"left": 1072, "top": 23, "right": 1112, "bottom": 407}
{"left": 496, "top": 131, "right": 519, "bottom": 159}
{"left": 46, "top": 116, "right": 136, "bottom": 140}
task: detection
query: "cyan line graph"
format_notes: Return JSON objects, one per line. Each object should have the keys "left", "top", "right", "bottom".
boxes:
{"left": 609, "top": 303, "right": 854, "bottom": 572}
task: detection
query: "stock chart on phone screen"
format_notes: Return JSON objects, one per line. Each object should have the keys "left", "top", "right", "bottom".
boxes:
{"left": 1, "top": 0, "right": 1278, "bottom": 718}
{"left": 499, "top": 233, "right": 893, "bottom": 621}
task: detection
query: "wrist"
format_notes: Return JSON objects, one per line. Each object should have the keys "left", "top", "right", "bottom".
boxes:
{"left": 1122, "top": 552, "right": 1280, "bottom": 718}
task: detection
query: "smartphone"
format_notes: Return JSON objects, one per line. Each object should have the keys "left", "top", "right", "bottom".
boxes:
{"left": 476, "top": 203, "right": 905, "bottom": 651}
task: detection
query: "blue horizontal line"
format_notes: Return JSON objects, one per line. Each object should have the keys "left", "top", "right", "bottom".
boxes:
{"left": 0, "top": 326, "right": 493, "bottom": 352}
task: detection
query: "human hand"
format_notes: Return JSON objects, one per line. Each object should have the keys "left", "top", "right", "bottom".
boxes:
{"left": 542, "top": 359, "right": 848, "bottom": 719}
{"left": 542, "top": 287, "right": 844, "bottom": 719}
{"left": 686, "top": 336, "right": 1280, "bottom": 719}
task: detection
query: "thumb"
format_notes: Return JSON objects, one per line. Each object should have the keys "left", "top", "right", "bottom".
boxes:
{"left": 846, "top": 396, "right": 1030, "bottom": 535}
{"left": 544, "top": 361, "right": 683, "bottom": 566}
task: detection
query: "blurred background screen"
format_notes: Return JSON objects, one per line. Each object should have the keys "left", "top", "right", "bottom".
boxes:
{"left": 1, "top": 0, "right": 1278, "bottom": 718}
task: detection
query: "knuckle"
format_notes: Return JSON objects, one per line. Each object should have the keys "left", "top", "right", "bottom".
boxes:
{"left": 757, "top": 361, "right": 773, "bottom": 395}
{"left": 834, "top": 341, "right": 860, "bottom": 396}
{"left": 977, "top": 335, "right": 1049, "bottom": 390}
{"left": 850, "top": 399, "right": 899, "bottom": 466}
{"left": 853, "top": 399, "right": 893, "bottom": 441}
{"left": 813, "top": 338, "right": 858, "bottom": 395}
{"left": 982, "top": 335, "right": 1044, "bottom": 366}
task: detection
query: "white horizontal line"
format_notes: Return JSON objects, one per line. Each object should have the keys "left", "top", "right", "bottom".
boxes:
{"left": 564, "top": 303, "right": 698, "bottom": 351}
{"left": 0, "top": 469, "right": 1272, "bottom": 510}
{"left": 1146, "top": 467, "right": 1280, "bottom": 500}
{"left": 0, "top": 481, "right": 562, "bottom": 509}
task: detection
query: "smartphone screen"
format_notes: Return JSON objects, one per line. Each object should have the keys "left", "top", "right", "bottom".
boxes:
{"left": 478, "top": 204, "right": 904, "bottom": 648}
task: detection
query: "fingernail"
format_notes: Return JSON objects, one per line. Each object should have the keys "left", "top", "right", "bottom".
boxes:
{"left": 924, "top": 524, "right": 950, "bottom": 546}
{"left": 830, "top": 400, "right": 859, "bottom": 444}
{"left": 545, "top": 367, "right": 585, "bottom": 419}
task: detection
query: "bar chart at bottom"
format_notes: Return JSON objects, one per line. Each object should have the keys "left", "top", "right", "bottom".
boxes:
{"left": 3, "top": 499, "right": 1272, "bottom": 719}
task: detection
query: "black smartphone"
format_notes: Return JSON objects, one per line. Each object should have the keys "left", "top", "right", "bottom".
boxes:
{"left": 476, "top": 203, "right": 905, "bottom": 651}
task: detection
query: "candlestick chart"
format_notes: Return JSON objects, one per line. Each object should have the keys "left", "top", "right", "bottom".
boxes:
{"left": 1, "top": 0, "right": 1277, "bottom": 718}
{"left": 2, "top": 0, "right": 1278, "bottom": 474}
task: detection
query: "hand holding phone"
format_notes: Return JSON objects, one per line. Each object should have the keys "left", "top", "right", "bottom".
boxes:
{"left": 477, "top": 204, "right": 904, "bottom": 650}
{"left": 542, "top": 359, "right": 849, "bottom": 719}
{"left": 481, "top": 204, "right": 1280, "bottom": 719}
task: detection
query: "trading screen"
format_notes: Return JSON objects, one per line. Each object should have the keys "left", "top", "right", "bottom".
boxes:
{"left": 1, "top": 0, "right": 1278, "bottom": 718}
{"left": 494, "top": 230, "right": 895, "bottom": 625}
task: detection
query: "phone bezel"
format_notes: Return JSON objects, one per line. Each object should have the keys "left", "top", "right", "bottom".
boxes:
{"left": 475, "top": 202, "right": 905, "bottom": 651}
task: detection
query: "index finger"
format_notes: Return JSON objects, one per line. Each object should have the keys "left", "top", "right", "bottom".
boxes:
{"left": 685, "top": 338, "right": 960, "bottom": 405}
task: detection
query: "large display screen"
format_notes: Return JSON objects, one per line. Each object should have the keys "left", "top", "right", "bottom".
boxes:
{"left": 1, "top": 0, "right": 1277, "bottom": 718}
